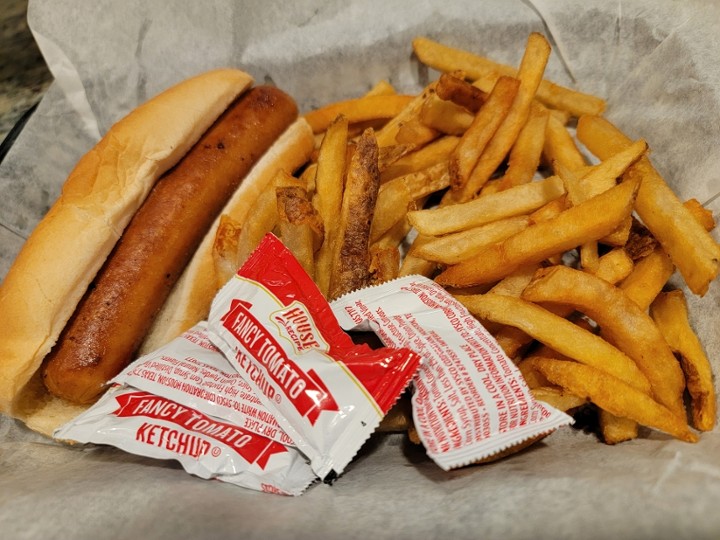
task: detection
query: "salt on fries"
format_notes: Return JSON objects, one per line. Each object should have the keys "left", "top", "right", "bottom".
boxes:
{"left": 210, "top": 32, "right": 719, "bottom": 454}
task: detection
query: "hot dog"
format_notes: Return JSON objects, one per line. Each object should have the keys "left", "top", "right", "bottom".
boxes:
{"left": 0, "top": 69, "right": 315, "bottom": 435}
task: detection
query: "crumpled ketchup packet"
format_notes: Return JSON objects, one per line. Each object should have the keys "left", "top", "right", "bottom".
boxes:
{"left": 207, "top": 234, "right": 422, "bottom": 482}
{"left": 331, "top": 275, "right": 573, "bottom": 470}
{"left": 54, "top": 323, "right": 316, "bottom": 496}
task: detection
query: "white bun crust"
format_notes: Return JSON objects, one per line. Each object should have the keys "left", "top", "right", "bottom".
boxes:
{"left": 0, "top": 69, "right": 254, "bottom": 432}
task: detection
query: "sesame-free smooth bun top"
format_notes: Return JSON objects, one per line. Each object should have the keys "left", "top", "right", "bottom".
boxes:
{"left": 0, "top": 68, "right": 253, "bottom": 416}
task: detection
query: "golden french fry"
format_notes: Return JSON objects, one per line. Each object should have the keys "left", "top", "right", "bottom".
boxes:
{"left": 531, "top": 386, "right": 587, "bottom": 412}
{"left": 328, "top": 128, "right": 381, "bottom": 299}
{"left": 365, "top": 80, "right": 397, "bottom": 97}
{"left": 412, "top": 36, "right": 606, "bottom": 117}
{"left": 277, "top": 185, "right": 324, "bottom": 279}
{"left": 435, "top": 72, "right": 487, "bottom": 112}
{"left": 456, "top": 33, "right": 552, "bottom": 201}
{"left": 542, "top": 111, "right": 586, "bottom": 174}
{"left": 435, "top": 177, "right": 639, "bottom": 287}
{"left": 299, "top": 162, "right": 318, "bottom": 197}
{"left": 375, "top": 83, "right": 438, "bottom": 148}
{"left": 455, "top": 293, "right": 651, "bottom": 394}
{"left": 409, "top": 175, "right": 564, "bottom": 236}
{"left": 528, "top": 358, "right": 696, "bottom": 442}
{"left": 212, "top": 214, "right": 243, "bottom": 289}
{"left": 371, "top": 162, "right": 449, "bottom": 244}
{"left": 496, "top": 102, "right": 550, "bottom": 190}
{"left": 372, "top": 216, "right": 412, "bottom": 253}
{"left": 684, "top": 198, "right": 716, "bottom": 232}
{"left": 369, "top": 245, "right": 401, "bottom": 285}
{"left": 448, "top": 76, "right": 520, "bottom": 190}
{"left": 313, "top": 115, "right": 349, "bottom": 297}
{"left": 380, "top": 135, "right": 458, "bottom": 182}
{"left": 521, "top": 265, "right": 687, "bottom": 419}
{"left": 378, "top": 144, "right": 412, "bottom": 172}
{"left": 419, "top": 92, "right": 475, "bottom": 135}
{"left": 235, "top": 169, "right": 299, "bottom": 265}
{"left": 650, "top": 290, "right": 717, "bottom": 432}
{"left": 598, "top": 413, "right": 639, "bottom": 445}
{"left": 620, "top": 245, "right": 675, "bottom": 310}
{"left": 577, "top": 115, "right": 720, "bottom": 296}
{"left": 399, "top": 233, "right": 438, "bottom": 278}
{"left": 414, "top": 216, "right": 531, "bottom": 265}
{"left": 304, "top": 94, "right": 413, "bottom": 133}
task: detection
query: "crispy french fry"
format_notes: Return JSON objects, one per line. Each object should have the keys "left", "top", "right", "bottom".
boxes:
{"left": 456, "top": 293, "right": 651, "bottom": 393}
{"left": 448, "top": 76, "right": 520, "bottom": 190}
{"left": 212, "top": 214, "right": 244, "bottom": 289}
{"left": 456, "top": 33, "right": 552, "bottom": 201}
{"left": 409, "top": 175, "right": 564, "bottom": 236}
{"left": 369, "top": 245, "right": 401, "bottom": 285}
{"left": 436, "top": 72, "right": 487, "bottom": 112}
{"left": 577, "top": 115, "right": 720, "bottom": 296}
{"left": 412, "top": 36, "right": 606, "bottom": 117}
{"left": 235, "top": 169, "right": 299, "bottom": 265}
{"left": 328, "top": 129, "right": 381, "bottom": 299}
{"left": 375, "top": 83, "right": 438, "bottom": 148}
{"left": 304, "top": 94, "right": 413, "bottom": 133}
{"left": 380, "top": 135, "right": 458, "bottom": 182}
{"left": 277, "top": 185, "right": 324, "bottom": 279}
{"left": 684, "top": 198, "right": 716, "bottom": 232}
{"left": 365, "top": 80, "right": 397, "bottom": 97}
{"left": 434, "top": 177, "right": 639, "bottom": 287}
{"left": 419, "top": 92, "right": 475, "bottom": 135}
{"left": 496, "top": 102, "right": 550, "bottom": 190}
{"left": 542, "top": 111, "right": 587, "bottom": 174}
{"left": 414, "top": 216, "right": 531, "bottom": 265}
{"left": 531, "top": 386, "right": 587, "bottom": 412}
{"left": 527, "top": 358, "right": 696, "bottom": 442}
{"left": 650, "top": 290, "right": 717, "bottom": 431}
{"left": 399, "top": 233, "right": 438, "bottom": 278}
{"left": 598, "top": 413, "right": 639, "bottom": 445}
{"left": 313, "top": 115, "right": 349, "bottom": 297}
{"left": 521, "top": 265, "right": 687, "bottom": 419}
{"left": 371, "top": 162, "right": 449, "bottom": 244}
{"left": 620, "top": 245, "right": 675, "bottom": 310}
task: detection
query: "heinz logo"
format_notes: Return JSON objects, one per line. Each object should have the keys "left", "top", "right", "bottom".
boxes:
{"left": 271, "top": 302, "right": 329, "bottom": 354}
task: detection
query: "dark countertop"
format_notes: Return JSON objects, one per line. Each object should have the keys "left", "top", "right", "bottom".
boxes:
{"left": 0, "top": 0, "right": 52, "bottom": 143}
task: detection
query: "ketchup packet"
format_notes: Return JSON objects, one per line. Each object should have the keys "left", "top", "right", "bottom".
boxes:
{"left": 54, "top": 386, "right": 317, "bottom": 496}
{"left": 331, "top": 276, "right": 573, "bottom": 470}
{"left": 207, "top": 234, "right": 422, "bottom": 481}
{"left": 113, "top": 322, "right": 294, "bottom": 446}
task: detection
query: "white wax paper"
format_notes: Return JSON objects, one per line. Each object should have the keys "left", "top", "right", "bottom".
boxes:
{"left": 1, "top": 0, "right": 720, "bottom": 538}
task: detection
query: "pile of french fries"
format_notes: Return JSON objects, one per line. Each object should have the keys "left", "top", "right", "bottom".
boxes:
{"left": 213, "top": 33, "right": 720, "bottom": 447}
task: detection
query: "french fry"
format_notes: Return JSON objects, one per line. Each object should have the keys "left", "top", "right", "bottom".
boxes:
{"left": 212, "top": 214, "right": 244, "bottom": 289}
{"left": 650, "top": 290, "right": 717, "bottom": 431}
{"left": 521, "top": 265, "right": 687, "bottom": 419}
{"left": 455, "top": 293, "right": 651, "bottom": 393}
{"left": 620, "top": 245, "right": 675, "bottom": 310}
{"left": 313, "top": 115, "right": 349, "bottom": 297}
{"left": 408, "top": 175, "right": 565, "bottom": 236}
{"left": 542, "top": 111, "right": 587, "bottom": 174}
{"left": 328, "top": 128, "right": 381, "bottom": 299}
{"left": 399, "top": 233, "right": 438, "bottom": 278}
{"left": 380, "top": 135, "right": 458, "bottom": 182}
{"left": 277, "top": 185, "right": 324, "bottom": 280}
{"left": 577, "top": 114, "right": 720, "bottom": 296}
{"left": 369, "top": 245, "right": 401, "bottom": 285}
{"left": 304, "top": 94, "right": 413, "bottom": 133}
{"left": 412, "top": 36, "right": 607, "bottom": 117}
{"left": 435, "top": 177, "right": 639, "bottom": 287}
{"left": 365, "top": 79, "right": 397, "bottom": 97}
{"left": 448, "top": 76, "right": 520, "bottom": 190}
{"left": 684, "top": 198, "right": 716, "bottom": 232}
{"left": 455, "top": 33, "right": 552, "bottom": 201}
{"left": 435, "top": 71, "right": 487, "bottom": 112}
{"left": 527, "top": 358, "right": 697, "bottom": 443}
{"left": 413, "top": 216, "right": 531, "bottom": 265}
{"left": 419, "top": 92, "right": 475, "bottom": 135}
{"left": 496, "top": 102, "right": 550, "bottom": 190}
{"left": 370, "top": 161, "right": 449, "bottom": 244}
{"left": 531, "top": 386, "right": 587, "bottom": 412}
{"left": 375, "top": 83, "right": 438, "bottom": 148}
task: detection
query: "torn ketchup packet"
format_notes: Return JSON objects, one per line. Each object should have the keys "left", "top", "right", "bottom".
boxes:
{"left": 330, "top": 275, "right": 573, "bottom": 471}
{"left": 54, "top": 385, "right": 317, "bottom": 496}
{"left": 206, "top": 234, "right": 422, "bottom": 482}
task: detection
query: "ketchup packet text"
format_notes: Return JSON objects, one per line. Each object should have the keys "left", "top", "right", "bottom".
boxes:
{"left": 207, "top": 234, "right": 422, "bottom": 481}
{"left": 331, "top": 275, "right": 573, "bottom": 470}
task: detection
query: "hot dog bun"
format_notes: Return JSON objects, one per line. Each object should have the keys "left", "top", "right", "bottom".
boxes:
{"left": 0, "top": 69, "right": 313, "bottom": 436}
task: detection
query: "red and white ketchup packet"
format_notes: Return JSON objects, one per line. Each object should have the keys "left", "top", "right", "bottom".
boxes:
{"left": 207, "top": 234, "right": 422, "bottom": 482}
{"left": 331, "top": 275, "right": 573, "bottom": 470}
{"left": 54, "top": 386, "right": 316, "bottom": 495}
{"left": 113, "top": 322, "right": 294, "bottom": 447}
